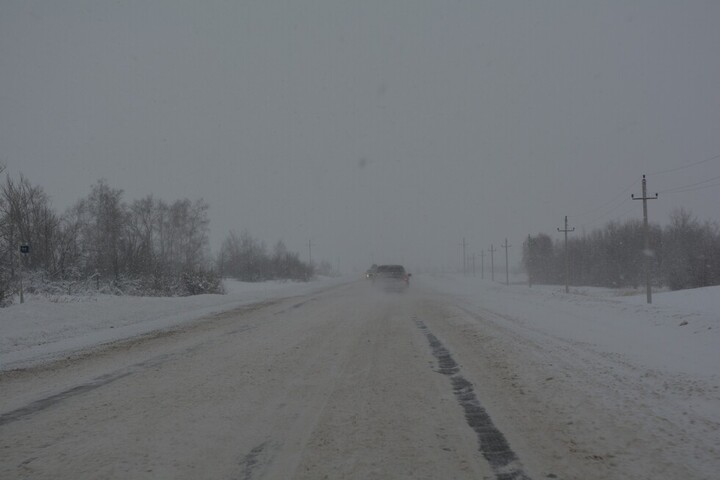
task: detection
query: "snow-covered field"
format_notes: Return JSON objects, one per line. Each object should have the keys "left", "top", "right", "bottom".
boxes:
{"left": 417, "top": 274, "right": 720, "bottom": 378}
{"left": 0, "top": 276, "right": 352, "bottom": 371}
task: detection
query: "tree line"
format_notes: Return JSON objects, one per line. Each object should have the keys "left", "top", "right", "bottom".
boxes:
{"left": 522, "top": 209, "right": 720, "bottom": 290}
{"left": 0, "top": 168, "right": 315, "bottom": 306}
{"left": 216, "top": 231, "right": 315, "bottom": 282}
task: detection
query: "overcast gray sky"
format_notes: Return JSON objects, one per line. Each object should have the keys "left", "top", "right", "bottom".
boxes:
{"left": 2, "top": 1, "right": 719, "bottom": 272}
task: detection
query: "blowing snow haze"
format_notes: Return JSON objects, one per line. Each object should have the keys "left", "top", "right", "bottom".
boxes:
{"left": 1, "top": 1, "right": 719, "bottom": 271}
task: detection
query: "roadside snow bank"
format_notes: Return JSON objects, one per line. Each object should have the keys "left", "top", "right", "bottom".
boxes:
{"left": 0, "top": 276, "right": 351, "bottom": 371}
{"left": 415, "top": 274, "right": 720, "bottom": 379}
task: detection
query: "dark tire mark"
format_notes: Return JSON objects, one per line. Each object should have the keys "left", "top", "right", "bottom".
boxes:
{"left": 291, "top": 298, "right": 315, "bottom": 309}
{"left": 0, "top": 370, "right": 134, "bottom": 427}
{"left": 425, "top": 332, "right": 459, "bottom": 375}
{"left": 237, "top": 441, "right": 271, "bottom": 480}
{"left": 273, "top": 297, "right": 318, "bottom": 316}
{"left": 1, "top": 321, "right": 257, "bottom": 426}
{"left": 0, "top": 350, "right": 180, "bottom": 426}
{"left": 414, "top": 317, "right": 532, "bottom": 480}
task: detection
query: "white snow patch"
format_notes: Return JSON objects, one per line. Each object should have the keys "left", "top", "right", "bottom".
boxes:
{"left": 415, "top": 274, "right": 720, "bottom": 379}
{"left": 0, "top": 276, "right": 351, "bottom": 371}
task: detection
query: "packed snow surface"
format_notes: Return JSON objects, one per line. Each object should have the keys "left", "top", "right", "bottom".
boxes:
{"left": 418, "top": 275, "right": 720, "bottom": 378}
{"left": 1, "top": 274, "right": 718, "bottom": 478}
{"left": 2, "top": 274, "right": 718, "bottom": 378}
{"left": 0, "top": 276, "right": 349, "bottom": 371}
{"left": 3, "top": 272, "right": 717, "bottom": 381}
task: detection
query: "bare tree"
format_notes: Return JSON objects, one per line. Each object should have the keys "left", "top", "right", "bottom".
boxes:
{"left": 74, "top": 180, "right": 126, "bottom": 280}
{"left": 219, "top": 232, "right": 312, "bottom": 282}
{"left": 218, "top": 230, "right": 267, "bottom": 281}
{"left": 661, "top": 208, "right": 720, "bottom": 290}
{"left": 0, "top": 175, "right": 60, "bottom": 273}
{"left": 125, "top": 195, "right": 159, "bottom": 275}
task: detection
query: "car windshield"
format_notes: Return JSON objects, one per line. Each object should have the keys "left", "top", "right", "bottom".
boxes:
{"left": 1, "top": 3, "right": 718, "bottom": 479}
{"left": 377, "top": 265, "right": 405, "bottom": 274}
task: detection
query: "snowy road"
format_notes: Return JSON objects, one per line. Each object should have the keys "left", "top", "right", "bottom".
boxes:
{"left": 1, "top": 279, "right": 718, "bottom": 479}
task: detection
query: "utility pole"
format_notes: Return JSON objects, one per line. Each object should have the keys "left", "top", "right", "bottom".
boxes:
{"left": 18, "top": 244, "right": 29, "bottom": 304}
{"left": 480, "top": 250, "right": 485, "bottom": 279}
{"left": 461, "top": 237, "right": 467, "bottom": 275}
{"left": 489, "top": 244, "right": 496, "bottom": 282}
{"left": 17, "top": 248, "right": 24, "bottom": 304}
{"left": 557, "top": 216, "right": 575, "bottom": 293}
{"left": 472, "top": 254, "right": 476, "bottom": 277}
{"left": 527, "top": 234, "right": 532, "bottom": 288}
{"left": 308, "top": 239, "right": 313, "bottom": 267}
{"left": 632, "top": 174, "right": 658, "bottom": 304}
{"left": 502, "top": 238, "right": 511, "bottom": 286}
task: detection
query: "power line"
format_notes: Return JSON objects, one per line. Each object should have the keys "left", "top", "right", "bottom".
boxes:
{"left": 580, "top": 197, "right": 633, "bottom": 229}
{"left": 584, "top": 204, "right": 639, "bottom": 233}
{"left": 607, "top": 203, "right": 638, "bottom": 223}
{"left": 662, "top": 180, "right": 720, "bottom": 194}
{"left": 649, "top": 152, "right": 720, "bottom": 176}
{"left": 574, "top": 152, "right": 719, "bottom": 227}
{"left": 568, "top": 151, "right": 718, "bottom": 229}
{"left": 570, "top": 179, "right": 639, "bottom": 220}
{"left": 581, "top": 170, "right": 720, "bottom": 228}
{"left": 658, "top": 172, "right": 720, "bottom": 194}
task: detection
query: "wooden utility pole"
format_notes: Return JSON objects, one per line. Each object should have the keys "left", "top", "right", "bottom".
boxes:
{"left": 502, "top": 238, "right": 511, "bottom": 286}
{"left": 308, "top": 240, "right": 313, "bottom": 267}
{"left": 472, "top": 254, "right": 476, "bottom": 277}
{"left": 527, "top": 234, "right": 532, "bottom": 288}
{"left": 18, "top": 244, "right": 30, "bottom": 304}
{"left": 480, "top": 250, "right": 485, "bottom": 279}
{"left": 489, "top": 244, "right": 496, "bottom": 282}
{"left": 461, "top": 237, "right": 467, "bottom": 275}
{"left": 557, "top": 216, "right": 575, "bottom": 293}
{"left": 632, "top": 175, "right": 658, "bottom": 304}
{"left": 17, "top": 248, "right": 24, "bottom": 304}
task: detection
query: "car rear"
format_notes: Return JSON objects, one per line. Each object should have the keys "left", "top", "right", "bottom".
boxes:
{"left": 374, "top": 265, "right": 410, "bottom": 291}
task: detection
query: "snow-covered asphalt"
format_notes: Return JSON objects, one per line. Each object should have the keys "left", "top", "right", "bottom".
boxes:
{"left": 1, "top": 279, "right": 718, "bottom": 479}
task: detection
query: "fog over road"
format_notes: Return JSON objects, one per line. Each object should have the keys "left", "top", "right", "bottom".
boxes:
{"left": 1, "top": 280, "right": 713, "bottom": 479}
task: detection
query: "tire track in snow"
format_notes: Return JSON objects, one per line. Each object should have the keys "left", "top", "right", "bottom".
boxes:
{"left": 414, "top": 317, "right": 532, "bottom": 480}
{"left": 237, "top": 441, "right": 273, "bottom": 480}
{"left": 0, "top": 352, "right": 175, "bottom": 427}
{"left": 0, "top": 315, "right": 262, "bottom": 427}
{"left": 0, "top": 325, "right": 253, "bottom": 426}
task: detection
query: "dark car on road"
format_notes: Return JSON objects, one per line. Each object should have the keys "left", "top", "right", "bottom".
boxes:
{"left": 373, "top": 264, "right": 411, "bottom": 291}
